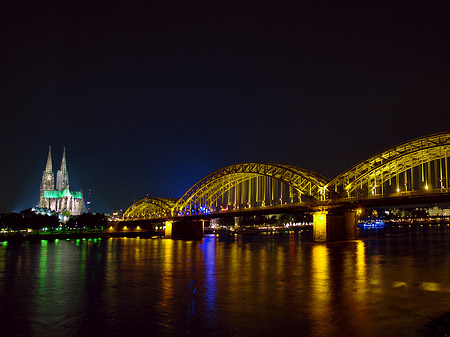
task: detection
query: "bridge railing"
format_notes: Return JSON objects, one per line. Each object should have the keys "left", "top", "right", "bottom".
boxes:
{"left": 333, "top": 188, "right": 450, "bottom": 204}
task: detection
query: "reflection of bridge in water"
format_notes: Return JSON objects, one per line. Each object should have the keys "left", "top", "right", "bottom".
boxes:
{"left": 122, "top": 132, "right": 450, "bottom": 242}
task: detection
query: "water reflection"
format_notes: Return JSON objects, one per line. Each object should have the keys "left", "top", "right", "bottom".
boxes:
{"left": 310, "top": 244, "right": 330, "bottom": 336}
{"left": 200, "top": 236, "right": 217, "bottom": 314}
{"left": 1, "top": 229, "right": 450, "bottom": 336}
{"left": 354, "top": 241, "right": 370, "bottom": 332}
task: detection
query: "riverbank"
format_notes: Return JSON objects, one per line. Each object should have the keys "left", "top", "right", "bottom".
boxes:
{"left": 0, "top": 227, "right": 310, "bottom": 243}
{"left": 3, "top": 222, "right": 446, "bottom": 243}
{"left": 0, "top": 230, "right": 163, "bottom": 243}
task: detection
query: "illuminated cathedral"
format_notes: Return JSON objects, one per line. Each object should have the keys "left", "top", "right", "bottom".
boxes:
{"left": 38, "top": 146, "right": 85, "bottom": 215}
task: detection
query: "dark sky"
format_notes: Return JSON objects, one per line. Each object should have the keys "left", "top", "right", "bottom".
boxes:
{"left": 1, "top": 1, "right": 450, "bottom": 213}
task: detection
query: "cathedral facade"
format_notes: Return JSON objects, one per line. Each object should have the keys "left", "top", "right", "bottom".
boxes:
{"left": 38, "top": 147, "right": 85, "bottom": 215}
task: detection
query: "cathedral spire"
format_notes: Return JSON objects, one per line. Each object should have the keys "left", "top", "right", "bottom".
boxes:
{"left": 45, "top": 146, "right": 53, "bottom": 173}
{"left": 56, "top": 147, "right": 69, "bottom": 191}
{"left": 60, "top": 147, "right": 67, "bottom": 173}
{"left": 38, "top": 146, "right": 84, "bottom": 215}
{"left": 39, "top": 146, "right": 55, "bottom": 207}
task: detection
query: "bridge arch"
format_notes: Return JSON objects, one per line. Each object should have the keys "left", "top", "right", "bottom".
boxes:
{"left": 173, "top": 162, "right": 329, "bottom": 215}
{"left": 123, "top": 198, "right": 179, "bottom": 220}
{"left": 326, "top": 131, "right": 450, "bottom": 199}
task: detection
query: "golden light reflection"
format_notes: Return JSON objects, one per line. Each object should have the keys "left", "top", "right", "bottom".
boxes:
{"left": 276, "top": 246, "right": 285, "bottom": 279}
{"left": 356, "top": 241, "right": 367, "bottom": 287}
{"left": 354, "top": 240, "right": 369, "bottom": 315}
{"left": 310, "top": 244, "right": 330, "bottom": 336}
{"left": 392, "top": 281, "right": 450, "bottom": 293}
{"left": 134, "top": 239, "right": 142, "bottom": 260}
{"left": 369, "top": 255, "right": 382, "bottom": 293}
{"left": 272, "top": 245, "right": 286, "bottom": 304}
{"left": 160, "top": 239, "right": 174, "bottom": 310}
{"left": 228, "top": 241, "right": 241, "bottom": 299}
{"left": 255, "top": 245, "right": 267, "bottom": 296}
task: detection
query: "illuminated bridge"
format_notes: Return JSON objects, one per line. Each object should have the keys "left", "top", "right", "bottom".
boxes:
{"left": 123, "top": 132, "right": 450, "bottom": 242}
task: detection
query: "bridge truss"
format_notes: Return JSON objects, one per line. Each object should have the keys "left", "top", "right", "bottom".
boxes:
{"left": 326, "top": 132, "right": 450, "bottom": 199}
{"left": 122, "top": 132, "right": 450, "bottom": 220}
{"left": 173, "top": 162, "right": 329, "bottom": 215}
{"left": 123, "top": 198, "right": 178, "bottom": 220}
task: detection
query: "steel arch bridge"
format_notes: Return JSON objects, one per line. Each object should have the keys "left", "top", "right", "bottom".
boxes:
{"left": 173, "top": 162, "right": 330, "bottom": 215}
{"left": 123, "top": 198, "right": 178, "bottom": 220}
{"left": 122, "top": 132, "right": 450, "bottom": 220}
{"left": 326, "top": 131, "right": 450, "bottom": 199}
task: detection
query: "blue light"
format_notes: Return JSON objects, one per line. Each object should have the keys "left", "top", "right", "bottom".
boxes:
{"left": 359, "top": 221, "right": 385, "bottom": 229}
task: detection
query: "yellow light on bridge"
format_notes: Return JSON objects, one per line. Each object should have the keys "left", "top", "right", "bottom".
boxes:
{"left": 313, "top": 211, "right": 327, "bottom": 243}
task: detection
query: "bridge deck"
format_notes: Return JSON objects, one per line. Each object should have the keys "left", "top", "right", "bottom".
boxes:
{"left": 122, "top": 189, "right": 450, "bottom": 223}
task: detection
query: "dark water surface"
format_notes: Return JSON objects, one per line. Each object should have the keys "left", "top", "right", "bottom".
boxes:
{"left": 1, "top": 226, "right": 450, "bottom": 337}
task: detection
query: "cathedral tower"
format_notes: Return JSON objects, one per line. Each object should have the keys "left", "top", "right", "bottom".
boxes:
{"left": 56, "top": 147, "right": 69, "bottom": 191}
{"left": 37, "top": 147, "right": 85, "bottom": 215}
{"left": 38, "top": 146, "right": 54, "bottom": 207}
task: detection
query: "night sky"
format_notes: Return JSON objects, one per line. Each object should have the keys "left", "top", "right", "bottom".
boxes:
{"left": 2, "top": 1, "right": 450, "bottom": 213}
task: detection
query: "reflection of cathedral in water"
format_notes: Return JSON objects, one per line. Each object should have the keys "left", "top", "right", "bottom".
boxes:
{"left": 38, "top": 146, "right": 85, "bottom": 215}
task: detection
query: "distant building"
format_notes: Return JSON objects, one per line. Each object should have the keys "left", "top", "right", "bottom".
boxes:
{"left": 109, "top": 209, "right": 123, "bottom": 221}
{"left": 428, "top": 205, "right": 450, "bottom": 216}
{"left": 38, "top": 147, "right": 85, "bottom": 215}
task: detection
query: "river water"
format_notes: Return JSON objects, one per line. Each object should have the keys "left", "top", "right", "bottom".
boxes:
{"left": 1, "top": 225, "right": 450, "bottom": 337}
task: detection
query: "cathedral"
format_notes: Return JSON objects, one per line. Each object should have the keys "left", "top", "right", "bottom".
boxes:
{"left": 38, "top": 147, "right": 85, "bottom": 215}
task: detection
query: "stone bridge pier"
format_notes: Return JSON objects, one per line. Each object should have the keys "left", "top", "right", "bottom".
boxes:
{"left": 165, "top": 219, "right": 207, "bottom": 240}
{"left": 313, "top": 209, "right": 357, "bottom": 243}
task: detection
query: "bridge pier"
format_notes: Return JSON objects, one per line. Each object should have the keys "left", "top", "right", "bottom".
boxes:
{"left": 313, "top": 209, "right": 357, "bottom": 243}
{"left": 164, "top": 219, "right": 206, "bottom": 240}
